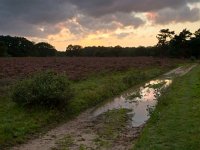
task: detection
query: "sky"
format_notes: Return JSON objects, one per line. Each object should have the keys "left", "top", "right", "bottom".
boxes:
{"left": 0, "top": 0, "right": 200, "bottom": 51}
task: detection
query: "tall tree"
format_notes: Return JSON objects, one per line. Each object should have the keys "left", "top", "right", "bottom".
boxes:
{"left": 156, "top": 29, "right": 175, "bottom": 47}
{"left": 189, "top": 28, "right": 200, "bottom": 58}
{"left": 170, "top": 29, "right": 192, "bottom": 47}
{"left": 169, "top": 29, "right": 192, "bottom": 57}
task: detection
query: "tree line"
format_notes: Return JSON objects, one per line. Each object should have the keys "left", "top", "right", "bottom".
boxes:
{"left": 0, "top": 28, "right": 200, "bottom": 58}
{"left": 0, "top": 36, "right": 57, "bottom": 57}
{"left": 65, "top": 28, "right": 200, "bottom": 58}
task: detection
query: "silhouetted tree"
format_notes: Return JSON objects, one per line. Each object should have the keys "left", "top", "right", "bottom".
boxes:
{"left": 66, "top": 45, "right": 82, "bottom": 56}
{"left": 169, "top": 29, "right": 192, "bottom": 57}
{"left": 156, "top": 29, "right": 175, "bottom": 56}
{"left": 34, "top": 42, "right": 56, "bottom": 57}
{"left": 1, "top": 27, "right": 199, "bottom": 58}
{"left": 189, "top": 28, "right": 200, "bottom": 58}
{"left": 66, "top": 45, "right": 82, "bottom": 51}
{"left": 194, "top": 28, "right": 200, "bottom": 38}
{"left": 0, "top": 36, "right": 34, "bottom": 56}
{"left": 156, "top": 29, "right": 175, "bottom": 47}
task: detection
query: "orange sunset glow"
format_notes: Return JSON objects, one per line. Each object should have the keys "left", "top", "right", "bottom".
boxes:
{"left": 0, "top": 0, "right": 200, "bottom": 51}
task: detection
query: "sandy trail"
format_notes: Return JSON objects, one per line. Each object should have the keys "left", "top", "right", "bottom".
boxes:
{"left": 13, "top": 110, "right": 94, "bottom": 150}
{"left": 164, "top": 64, "right": 196, "bottom": 76}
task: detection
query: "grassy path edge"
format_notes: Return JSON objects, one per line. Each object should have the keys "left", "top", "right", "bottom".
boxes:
{"left": 134, "top": 64, "right": 200, "bottom": 150}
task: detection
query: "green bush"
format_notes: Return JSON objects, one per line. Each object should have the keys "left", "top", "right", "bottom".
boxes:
{"left": 12, "top": 71, "right": 73, "bottom": 109}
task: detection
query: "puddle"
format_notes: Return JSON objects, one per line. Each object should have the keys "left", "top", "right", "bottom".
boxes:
{"left": 92, "top": 79, "right": 172, "bottom": 127}
{"left": 91, "top": 65, "right": 196, "bottom": 127}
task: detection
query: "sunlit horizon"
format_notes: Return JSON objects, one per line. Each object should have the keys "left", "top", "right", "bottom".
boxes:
{"left": 30, "top": 22, "right": 200, "bottom": 51}
{"left": 0, "top": 1, "right": 200, "bottom": 51}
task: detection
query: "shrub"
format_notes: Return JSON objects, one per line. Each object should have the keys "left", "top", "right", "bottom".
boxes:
{"left": 12, "top": 71, "right": 73, "bottom": 109}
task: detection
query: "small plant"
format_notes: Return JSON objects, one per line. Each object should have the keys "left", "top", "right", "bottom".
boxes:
{"left": 12, "top": 71, "right": 73, "bottom": 110}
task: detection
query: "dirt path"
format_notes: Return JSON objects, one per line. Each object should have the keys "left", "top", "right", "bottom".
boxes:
{"left": 12, "top": 64, "right": 197, "bottom": 150}
{"left": 13, "top": 110, "right": 94, "bottom": 150}
{"left": 164, "top": 64, "right": 197, "bottom": 76}
{"left": 12, "top": 108, "right": 143, "bottom": 150}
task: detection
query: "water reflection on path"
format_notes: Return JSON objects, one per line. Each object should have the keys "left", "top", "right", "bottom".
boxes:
{"left": 92, "top": 79, "right": 172, "bottom": 127}
{"left": 92, "top": 64, "right": 196, "bottom": 127}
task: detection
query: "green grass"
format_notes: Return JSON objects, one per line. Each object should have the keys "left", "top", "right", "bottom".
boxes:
{"left": 67, "top": 68, "right": 164, "bottom": 115}
{"left": 134, "top": 65, "right": 200, "bottom": 150}
{"left": 0, "top": 96, "right": 62, "bottom": 147}
{"left": 0, "top": 66, "right": 173, "bottom": 148}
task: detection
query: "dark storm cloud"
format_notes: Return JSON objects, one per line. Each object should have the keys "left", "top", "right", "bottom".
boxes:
{"left": 0, "top": 0, "right": 199, "bottom": 37}
{"left": 68, "top": 0, "right": 199, "bottom": 16}
{"left": 0, "top": 0, "right": 76, "bottom": 37}
{"left": 154, "top": 6, "right": 200, "bottom": 24}
{"left": 0, "top": 0, "right": 75, "bottom": 24}
{"left": 74, "top": 13, "right": 144, "bottom": 32}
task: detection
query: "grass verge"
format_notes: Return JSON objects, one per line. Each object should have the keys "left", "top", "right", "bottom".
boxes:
{"left": 134, "top": 65, "right": 200, "bottom": 150}
{"left": 0, "top": 66, "right": 173, "bottom": 148}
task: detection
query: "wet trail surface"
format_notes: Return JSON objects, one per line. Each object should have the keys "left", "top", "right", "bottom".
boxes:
{"left": 12, "top": 65, "right": 196, "bottom": 150}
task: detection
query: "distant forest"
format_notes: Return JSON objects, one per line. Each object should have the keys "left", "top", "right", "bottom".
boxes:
{"left": 0, "top": 28, "right": 200, "bottom": 58}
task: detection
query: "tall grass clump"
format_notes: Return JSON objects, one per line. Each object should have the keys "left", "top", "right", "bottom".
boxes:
{"left": 123, "top": 71, "right": 146, "bottom": 87}
{"left": 12, "top": 71, "right": 73, "bottom": 110}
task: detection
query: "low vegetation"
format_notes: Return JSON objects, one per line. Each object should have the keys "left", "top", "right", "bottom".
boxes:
{"left": 12, "top": 71, "right": 73, "bottom": 109}
{"left": 66, "top": 68, "right": 163, "bottom": 115}
{"left": 134, "top": 65, "right": 200, "bottom": 150}
{"left": 0, "top": 66, "right": 170, "bottom": 148}
{"left": 0, "top": 57, "right": 178, "bottom": 80}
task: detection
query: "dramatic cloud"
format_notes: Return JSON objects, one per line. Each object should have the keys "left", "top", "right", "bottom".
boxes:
{"left": 0, "top": 0, "right": 76, "bottom": 37}
{"left": 152, "top": 5, "right": 200, "bottom": 24}
{"left": 73, "top": 13, "right": 144, "bottom": 32}
{"left": 0, "top": 0, "right": 199, "bottom": 39}
{"left": 68, "top": 0, "right": 199, "bottom": 16}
